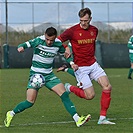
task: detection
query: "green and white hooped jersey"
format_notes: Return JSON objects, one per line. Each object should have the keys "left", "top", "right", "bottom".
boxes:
{"left": 18, "top": 35, "right": 65, "bottom": 74}
{"left": 128, "top": 35, "right": 133, "bottom": 54}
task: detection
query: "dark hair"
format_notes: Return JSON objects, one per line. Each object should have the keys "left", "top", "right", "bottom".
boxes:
{"left": 78, "top": 7, "right": 92, "bottom": 18}
{"left": 45, "top": 27, "right": 57, "bottom": 36}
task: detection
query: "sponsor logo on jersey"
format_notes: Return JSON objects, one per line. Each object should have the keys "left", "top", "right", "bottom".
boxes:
{"left": 77, "top": 38, "right": 95, "bottom": 44}
{"left": 39, "top": 50, "right": 55, "bottom": 57}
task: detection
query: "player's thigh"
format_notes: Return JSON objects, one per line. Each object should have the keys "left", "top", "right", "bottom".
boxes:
{"left": 26, "top": 89, "right": 38, "bottom": 103}
{"left": 131, "top": 62, "right": 133, "bottom": 68}
{"left": 52, "top": 83, "right": 66, "bottom": 96}
{"left": 45, "top": 72, "right": 61, "bottom": 89}
{"left": 90, "top": 62, "right": 106, "bottom": 81}
{"left": 75, "top": 69, "right": 93, "bottom": 89}
{"left": 80, "top": 74, "right": 93, "bottom": 89}
{"left": 129, "top": 54, "right": 133, "bottom": 63}
{"left": 97, "top": 76, "right": 111, "bottom": 90}
{"left": 45, "top": 72, "right": 65, "bottom": 96}
{"left": 130, "top": 54, "right": 133, "bottom": 68}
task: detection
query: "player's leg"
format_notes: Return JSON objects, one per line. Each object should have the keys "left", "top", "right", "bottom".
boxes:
{"left": 128, "top": 62, "right": 133, "bottom": 79}
{"left": 67, "top": 68, "right": 75, "bottom": 76}
{"left": 65, "top": 68, "right": 95, "bottom": 100}
{"left": 51, "top": 82, "right": 91, "bottom": 127}
{"left": 57, "top": 64, "right": 68, "bottom": 72}
{"left": 4, "top": 88, "right": 38, "bottom": 127}
{"left": 52, "top": 83, "right": 77, "bottom": 115}
{"left": 128, "top": 54, "right": 133, "bottom": 79}
{"left": 13, "top": 89, "right": 36, "bottom": 113}
{"left": 90, "top": 62, "right": 115, "bottom": 124}
{"left": 57, "top": 64, "right": 75, "bottom": 76}
{"left": 97, "top": 75, "right": 115, "bottom": 124}
{"left": 65, "top": 83, "right": 95, "bottom": 100}
{"left": 57, "top": 64, "right": 82, "bottom": 88}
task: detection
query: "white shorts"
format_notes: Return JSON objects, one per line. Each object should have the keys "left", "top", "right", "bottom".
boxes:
{"left": 74, "top": 62, "right": 106, "bottom": 89}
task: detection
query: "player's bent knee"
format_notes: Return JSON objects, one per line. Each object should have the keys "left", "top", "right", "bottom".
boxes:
{"left": 84, "top": 88, "right": 95, "bottom": 100}
{"left": 85, "top": 93, "right": 95, "bottom": 100}
{"left": 103, "top": 84, "right": 112, "bottom": 91}
{"left": 107, "top": 84, "right": 112, "bottom": 91}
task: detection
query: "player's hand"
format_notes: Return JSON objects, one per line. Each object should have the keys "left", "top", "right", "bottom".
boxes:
{"left": 71, "top": 64, "right": 78, "bottom": 71}
{"left": 17, "top": 47, "right": 24, "bottom": 52}
{"left": 64, "top": 46, "right": 71, "bottom": 58}
{"left": 57, "top": 64, "right": 67, "bottom": 72}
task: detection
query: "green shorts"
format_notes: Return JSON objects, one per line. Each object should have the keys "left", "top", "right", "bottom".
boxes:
{"left": 27, "top": 71, "right": 62, "bottom": 91}
{"left": 129, "top": 53, "right": 133, "bottom": 63}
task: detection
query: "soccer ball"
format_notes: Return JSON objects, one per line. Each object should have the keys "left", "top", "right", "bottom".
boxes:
{"left": 30, "top": 74, "right": 45, "bottom": 89}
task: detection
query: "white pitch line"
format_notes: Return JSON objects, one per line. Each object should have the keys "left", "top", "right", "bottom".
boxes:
{"left": 0, "top": 117, "right": 133, "bottom": 128}
{"left": 108, "top": 75, "right": 121, "bottom": 78}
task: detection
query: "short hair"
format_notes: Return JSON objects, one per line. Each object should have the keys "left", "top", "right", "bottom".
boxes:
{"left": 78, "top": 7, "right": 92, "bottom": 18}
{"left": 45, "top": 27, "right": 57, "bottom": 36}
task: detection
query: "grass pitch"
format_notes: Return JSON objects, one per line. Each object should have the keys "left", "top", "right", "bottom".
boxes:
{"left": 0, "top": 68, "right": 133, "bottom": 133}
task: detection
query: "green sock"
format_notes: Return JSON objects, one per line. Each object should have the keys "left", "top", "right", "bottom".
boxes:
{"left": 128, "top": 68, "right": 133, "bottom": 77}
{"left": 13, "top": 100, "right": 34, "bottom": 114}
{"left": 60, "top": 92, "right": 77, "bottom": 116}
{"left": 67, "top": 68, "right": 75, "bottom": 77}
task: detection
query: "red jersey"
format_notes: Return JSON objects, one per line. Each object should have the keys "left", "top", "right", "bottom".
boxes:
{"left": 58, "top": 23, "right": 98, "bottom": 66}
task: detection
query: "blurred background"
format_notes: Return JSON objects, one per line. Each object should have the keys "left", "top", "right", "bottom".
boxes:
{"left": 0, "top": 0, "right": 133, "bottom": 68}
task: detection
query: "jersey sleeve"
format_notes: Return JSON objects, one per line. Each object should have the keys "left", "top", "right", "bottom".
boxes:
{"left": 58, "top": 44, "right": 66, "bottom": 54}
{"left": 18, "top": 36, "right": 42, "bottom": 49}
{"left": 58, "top": 28, "right": 73, "bottom": 42}
{"left": 58, "top": 43, "right": 73, "bottom": 63}
{"left": 65, "top": 56, "right": 73, "bottom": 64}
{"left": 127, "top": 35, "right": 133, "bottom": 49}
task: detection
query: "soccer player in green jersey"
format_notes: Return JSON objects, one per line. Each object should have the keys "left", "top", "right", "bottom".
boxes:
{"left": 127, "top": 35, "right": 133, "bottom": 79}
{"left": 4, "top": 27, "right": 91, "bottom": 128}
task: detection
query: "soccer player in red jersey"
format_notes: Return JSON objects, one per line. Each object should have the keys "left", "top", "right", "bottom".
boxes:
{"left": 58, "top": 7, "right": 115, "bottom": 124}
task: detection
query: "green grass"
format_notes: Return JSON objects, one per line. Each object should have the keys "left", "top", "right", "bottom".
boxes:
{"left": 0, "top": 68, "right": 133, "bottom": 133}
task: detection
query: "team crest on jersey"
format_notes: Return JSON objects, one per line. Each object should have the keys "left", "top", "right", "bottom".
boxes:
{"left": 79, "top": 33, "right": 82, "bottom": 36}
{"left": 90, "top": 31, "right": 94, "bottom": 36}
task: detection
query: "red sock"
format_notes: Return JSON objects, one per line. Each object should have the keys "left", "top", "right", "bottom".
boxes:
{"left": 70, "top": 85, "right": 86, "bottom": 99}
{"left": 100, "top": 90, "right": 111, "bottom": 116}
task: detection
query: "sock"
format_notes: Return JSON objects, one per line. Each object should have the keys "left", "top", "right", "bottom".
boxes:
{"left": 128, "top": 68, "right": 133, "bottom": 77}
{"left": 99, "top": 115, "right": 106, "bottom": 120}
{"left": 10, "top": 111, "right": 15, "bottom": 116}
{"left": 70, "top": 85, "right": 86, "bottom": 99}
{"left": 73, "top": 113, "right": 80, "bottom": 122}
{"left": 64, "top": 68, "right": 68, "bottom": 72}
{"left": 67, "top": 68, "right": 75, "bottom": 76}
{"left": 100, "top": 90, "right": 111, "bottom": 116}
{"left": 13, "top": 100, "right": 34, "bottom": 114}
{"left": 60, "top": 92, "right": 77, "bottom": 116}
